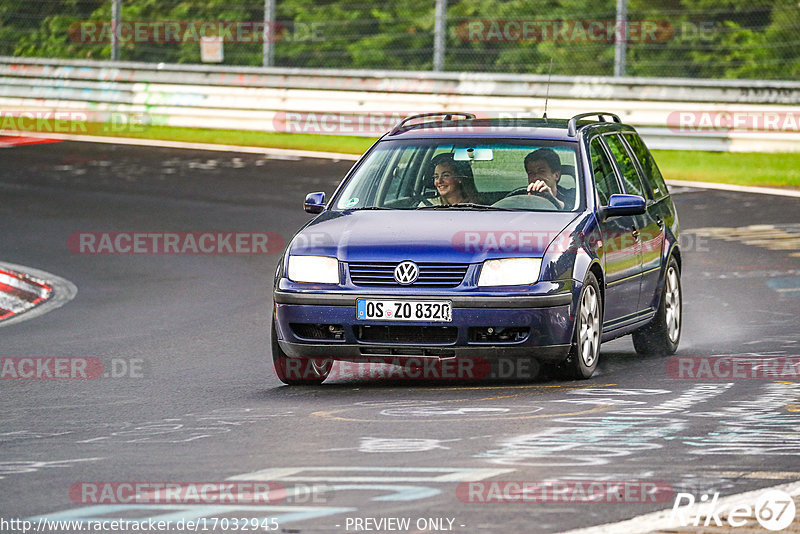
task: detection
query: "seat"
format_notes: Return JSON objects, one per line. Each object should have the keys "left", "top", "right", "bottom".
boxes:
{"left": 559, "top": 164, "right": 576, "bottom": 190}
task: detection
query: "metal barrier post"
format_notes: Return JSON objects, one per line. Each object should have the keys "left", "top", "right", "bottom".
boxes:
{"left": 264, "top": 0, "right": 276, "bottom": 67}
{"left": 614, "top": 0, "right": 627, "bottom": 77}
{"left": 433, "top": 0, "right": 447, "bottom": 72}
{"left": 111, "top": 0, "right": 121, "bottom": 61}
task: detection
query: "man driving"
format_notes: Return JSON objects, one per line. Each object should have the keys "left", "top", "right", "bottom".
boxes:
{"left": 524, "top": 148, "right": 574, "bottom": 210}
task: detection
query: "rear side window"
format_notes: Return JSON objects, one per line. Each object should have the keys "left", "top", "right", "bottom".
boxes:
{"left": 624, "top": 133, "right": 669, "bottom": 200}
{"left": 604, "top": 134, "right": 646, "bottom": 198}
{"left": 589, "top": 137, "right": 620, "bottom": 206}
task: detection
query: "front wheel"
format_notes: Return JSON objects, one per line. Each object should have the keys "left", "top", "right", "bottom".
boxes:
{"left": 632, "top": 258, "right": 681, "bottom": 356}
{"left": 271, "top": 321, "right": 331, "bottom": 385}
{"left": 561, "top": 272, "right": 602, "bottom": 380}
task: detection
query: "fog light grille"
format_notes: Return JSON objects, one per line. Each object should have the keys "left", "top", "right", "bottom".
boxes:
{"left": 468, "top": 327, "right": 529, "bottom": 343}
{"left": 290, "top": 323, "right": 344, "bottom": 340}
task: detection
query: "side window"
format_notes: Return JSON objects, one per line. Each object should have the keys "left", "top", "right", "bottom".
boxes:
{"left": 589, "top": 137, "right": 620, "bottom": 206}
{"left": 604, "top": 134, "right": 646, "bottom": 198}
{"left": 624, "top": 133, "right": 669, "bottom": 200}
{"left": 382, "top": 148, "right": 417, "bottom": 202}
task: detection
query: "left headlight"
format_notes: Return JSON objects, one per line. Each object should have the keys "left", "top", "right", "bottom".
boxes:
{"left": 287, "top": 255, "right": 339, "bottom": 284}
{"left": 478, "top": 258, "right": 542, "bottom": 287}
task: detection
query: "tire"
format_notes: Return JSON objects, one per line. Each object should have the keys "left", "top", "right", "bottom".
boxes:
{"left": 560, "top": 272, "right": 602, "bottom": 380}
{"left": 632, "top": 257, "right": 681, "bottom": 356}
{"left": 271, "top": 321, "right": 331, "bottom": 385}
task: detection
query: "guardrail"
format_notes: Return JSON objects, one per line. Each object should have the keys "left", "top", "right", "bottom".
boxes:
{"left": 2, "top": 57, "right": 800, "bottom": 152}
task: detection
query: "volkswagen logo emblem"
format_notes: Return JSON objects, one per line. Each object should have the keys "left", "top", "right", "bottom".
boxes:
{"left": 394, "top": 261, "right": 419, "bottom": 285}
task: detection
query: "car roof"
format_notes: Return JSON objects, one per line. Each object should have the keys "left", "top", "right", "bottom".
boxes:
{"left": 382, "top": 113, "right": 630, "bottom": 142}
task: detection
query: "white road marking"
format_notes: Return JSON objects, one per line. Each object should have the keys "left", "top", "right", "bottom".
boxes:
{"left": 228, "top": 466, "right": 514, "bottom": 483}
{"left": 711, "top": 471, "right": 800, "bottom": 480}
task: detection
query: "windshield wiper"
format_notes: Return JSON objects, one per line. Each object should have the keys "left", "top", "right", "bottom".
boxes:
{"left": 417, "top": 203, "right": 511, "bottom": 211}
{"left": 345, "top": 206, "right": 392, "bottom": 211}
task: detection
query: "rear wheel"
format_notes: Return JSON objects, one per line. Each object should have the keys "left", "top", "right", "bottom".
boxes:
{"left": 271, "top": 321, "right": 331, "bottom": 385}
{"left": 632, "top": 257, "right": 681, "bottom": 356}
{"left": 560, "top": 272, "right": 602, "bottom": 380}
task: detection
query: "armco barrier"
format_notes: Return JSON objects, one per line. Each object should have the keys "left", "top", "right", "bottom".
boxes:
{"left": 2, "top": 57, "right": 800, "bottom": 152}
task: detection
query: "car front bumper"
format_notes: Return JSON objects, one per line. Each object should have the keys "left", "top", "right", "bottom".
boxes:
{"left": 273, "top": 287, "right": 578, "bottom": 363}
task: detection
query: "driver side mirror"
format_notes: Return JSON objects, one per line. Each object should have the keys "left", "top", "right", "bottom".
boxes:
{"left": 600, "top": 194, "right": 646, "bottom": 220}
{"left": 304, "top": 192, "right": 325, "bottom": 214}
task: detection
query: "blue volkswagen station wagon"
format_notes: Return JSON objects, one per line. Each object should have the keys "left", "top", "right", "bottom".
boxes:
{"left": 272, "top": 112, "right": 682, "bottom": 384}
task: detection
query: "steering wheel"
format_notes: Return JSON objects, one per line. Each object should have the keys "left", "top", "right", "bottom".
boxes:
{"left": 502, "top": 186, "right": 561, "bottom": 208}
{"left": 413, "top": 193, "right": 435, "bottom": 207}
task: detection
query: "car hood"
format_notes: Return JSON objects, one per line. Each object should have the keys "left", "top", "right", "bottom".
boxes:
{"left": 289, "top": 210, "right": 580, "bottom": 263}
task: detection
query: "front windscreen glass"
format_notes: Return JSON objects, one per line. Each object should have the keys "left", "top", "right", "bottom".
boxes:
{"left": 333, "top": 139, "right": 581, "bottom": 211}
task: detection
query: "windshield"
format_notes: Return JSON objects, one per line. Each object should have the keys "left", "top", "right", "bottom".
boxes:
{"left": 333, "top": 139, "right": 581, "bottom": 212}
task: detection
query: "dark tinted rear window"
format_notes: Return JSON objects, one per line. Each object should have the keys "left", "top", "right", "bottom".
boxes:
{"left": 624, "top": 133, "right": 669, "bottom": 200}
{"left": 604, "top": 134, "right": 645, "bottom": 198}
{"left": 589, "top": 137, "right": 621, "bottom": 206}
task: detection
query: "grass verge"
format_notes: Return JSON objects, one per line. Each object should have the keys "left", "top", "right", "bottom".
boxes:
{"left": 652, "top": 149, "right": 800, "bottom": 189}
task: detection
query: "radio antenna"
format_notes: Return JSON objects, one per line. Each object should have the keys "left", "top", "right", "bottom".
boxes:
{"left": 542, "top": 57, "right": 553, "bottom": 120}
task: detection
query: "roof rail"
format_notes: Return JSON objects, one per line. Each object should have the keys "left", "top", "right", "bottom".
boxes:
{"left": 567, "top": 112, "right": 621, "bottom": 137}
{"left": 389, "top": 112, "right": 476, "bottom": 135}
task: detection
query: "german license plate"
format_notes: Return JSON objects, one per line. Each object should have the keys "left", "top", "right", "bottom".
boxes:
{"left": 356, "top": 299, "right": 452, "bottom": 322}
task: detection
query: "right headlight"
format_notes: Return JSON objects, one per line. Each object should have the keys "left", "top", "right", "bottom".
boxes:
{"left": 478, "top": 258, "right": 542, "bottom": 287}
{"left": 287, "top": 255, "right": 339, "bottom": 284}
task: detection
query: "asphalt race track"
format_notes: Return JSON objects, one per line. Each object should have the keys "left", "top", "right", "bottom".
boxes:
{"left": 1, "top": 141, "right": 799, "bottom": 533}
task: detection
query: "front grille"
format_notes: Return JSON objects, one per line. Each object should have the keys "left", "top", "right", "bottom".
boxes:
{"left": 355, "top": 325, "right": 458, "bottom": 344}
{"left": 348, "top": 262, "right": 469, "bottom": 287}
